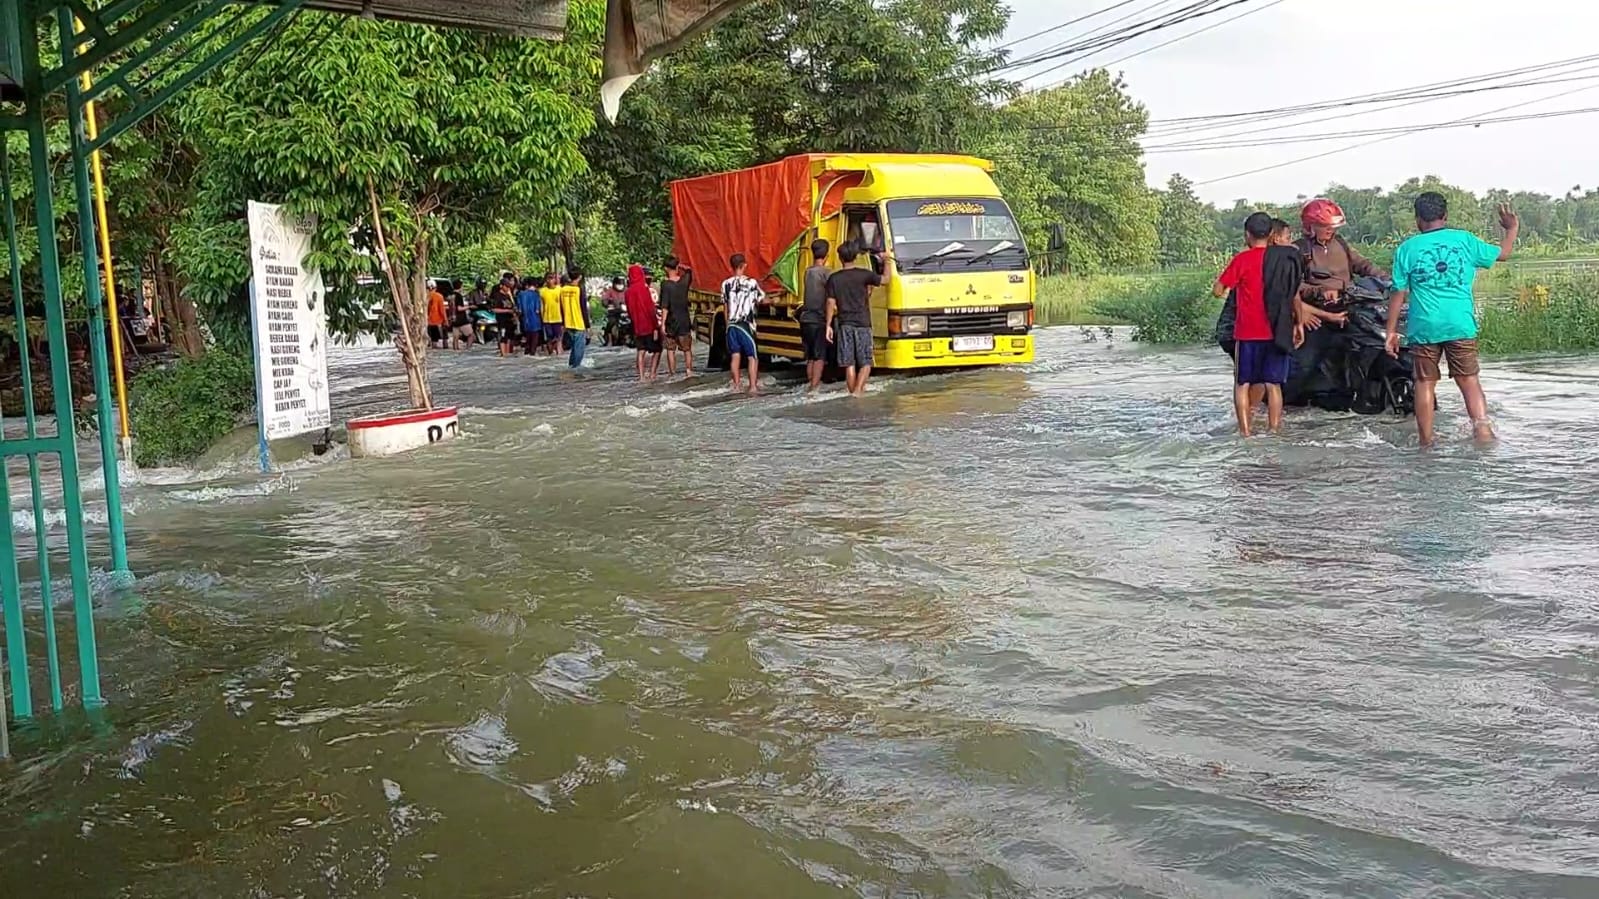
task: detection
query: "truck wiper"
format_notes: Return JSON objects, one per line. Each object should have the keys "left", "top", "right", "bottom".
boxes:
{"left": 961, "top": 240, "right": 1017, "bottom": 265}
{"left": 910, "top": 242, "right": 971, "bottom": 266}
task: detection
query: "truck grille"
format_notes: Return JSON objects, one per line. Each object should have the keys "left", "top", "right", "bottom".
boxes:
{"left": 926, "top": 311, "right": 1017, "bottom": 336}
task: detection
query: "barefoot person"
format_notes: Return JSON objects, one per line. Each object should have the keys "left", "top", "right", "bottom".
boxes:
{"left": 539, "top": 271, "right": 564, "bottom": 357}
{"left": 515, "top": 275, "right": 543, "bottom": 356}
{"left": 800, "top": 239, "right": 831, "bottom": 391}
{"left": 1215, "top": 213, "right": 1291, "bottom": 436}
{"left": 825, "top": 241, "right": 890, "bottom": 397}
{"left": 426, "top": 279, "right": 448, "bottom": 349}
{"left": 721, "top": 253, "right": 764, "bottom": 395}
{"left": 659, "top": 257, "right": 695, "bottom": 379}
{"left": 624, "top": 263, "right": 662, "bottom": 382}
{"left": 1385, "top": 193, "right": 1518, "bottom": 446}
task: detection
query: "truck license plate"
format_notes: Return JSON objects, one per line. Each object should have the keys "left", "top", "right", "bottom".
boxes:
{"left": 952, "top": 335, "right": 994, "bottom": 353}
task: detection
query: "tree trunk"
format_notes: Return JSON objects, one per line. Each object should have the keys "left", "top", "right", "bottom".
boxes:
{"left": 558, "top": 212, "right": 576, "bottom": 274}
{"left": 153, "top": 255, "right": 205, "bottom": 358}
{"left": 366, "top": 179, "right": 432, "bottom": 411}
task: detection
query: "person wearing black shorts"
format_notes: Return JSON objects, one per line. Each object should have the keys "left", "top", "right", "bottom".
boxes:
{"left": 826, "top": 241, "right": 891, "bottom": 397}
{"left": 799, "top": 238, "right": 831, "bottom": 390}
{"left": 659, "top": 257, "right": 695, "bottom": 378}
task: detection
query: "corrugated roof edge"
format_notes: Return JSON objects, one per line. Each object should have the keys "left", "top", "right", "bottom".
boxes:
{"left": 304, "top": 1, "right": 568, "bottom": 38}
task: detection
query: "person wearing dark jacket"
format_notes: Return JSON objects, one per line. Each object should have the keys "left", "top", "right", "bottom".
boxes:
{"left": 1264, "top": 219, "right": 1307, "bottom": 353}
{"left": 1214, "top": 212, "right": 1292, "bottom": 436}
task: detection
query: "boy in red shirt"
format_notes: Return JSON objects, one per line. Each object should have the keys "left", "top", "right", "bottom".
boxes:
{"left": 1215, "top": 212, "right": 1295, "bottom": 436}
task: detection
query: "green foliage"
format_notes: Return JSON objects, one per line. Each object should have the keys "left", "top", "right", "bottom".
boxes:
{"left": 176, "top": 7, "right": 604, "bottom": 406}
{"left": 1035, "top": 273, "right": 1139, "bottom": 326}
{"left": 435, "top": 223, "right": 540, "bottom": 282}
{"left": 690, "top": 0, "right": 1011, "bottom": 158}
{"left": 1480, "top": 269, "right": 1599, "bottom": 355}
{"left": 1203, "top": 177, "right": 1599, "bottom": 259}
{"left": 586, "top": 0, "right": 1013, "bottom": 259}
{"left": 572, "top": 205, "right": 632, "bottom": 277}
{"left": 985, "top": 71, "right": 1157, "bottom": 274}
{"left": 1157, "top": 173, "right": 1210, "bottom": 268}
{"left": 128, "top": 347, "right": 256, "bottom": 467}
{"left": 1088, "top": 270, "right": 1219, "bottom": 343}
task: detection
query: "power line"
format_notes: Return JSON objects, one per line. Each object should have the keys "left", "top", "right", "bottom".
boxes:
{"left": 992, "top": 0, "right": 1147, "bottom": 52}
{"left": 995, "top": 0, "right": 1229, "bottom": 77}
{"left": 1141, "top": 67, "right": 1599, "bottom": 146}
{"left": 1010, "top": 0, "right": 1276, "bottom": 85}
{"left": 1035, "top": 0, "right": 1289, "bottom": 89}
{"left": 1145, "top": 51, "right": 1599, "bottom": 133}
{"left": 1143, "top": 105, "right": 1599, "bottom": 152}
{"left": 1193, "top": 81, "right": 1599, "bottom": 186}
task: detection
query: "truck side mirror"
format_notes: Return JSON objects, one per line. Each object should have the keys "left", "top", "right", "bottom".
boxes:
{"left": 1047, "top": 224, "right": 1066, "bottom": 254}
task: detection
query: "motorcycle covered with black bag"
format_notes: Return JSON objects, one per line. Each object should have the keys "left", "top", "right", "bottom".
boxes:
{"left": 1284, "top": 274, "right": 1416, "bottom": 415}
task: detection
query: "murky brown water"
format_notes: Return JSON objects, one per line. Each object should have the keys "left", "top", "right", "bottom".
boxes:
{"left": 3, "top": 329, "right": 1599, "bottom": 897}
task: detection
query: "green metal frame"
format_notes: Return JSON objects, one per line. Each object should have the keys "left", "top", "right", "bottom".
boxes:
{"left": 0, "top": 0, "right": 304, "bottom": 731}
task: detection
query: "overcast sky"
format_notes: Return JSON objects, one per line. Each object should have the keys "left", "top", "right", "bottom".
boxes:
{"left": 998, "top": 0, "right": 1598, "bottom": 205}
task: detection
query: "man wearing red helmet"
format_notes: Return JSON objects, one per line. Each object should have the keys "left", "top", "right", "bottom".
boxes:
{"left": 1296, "top": 199, "right": 1386, "bottom": 312}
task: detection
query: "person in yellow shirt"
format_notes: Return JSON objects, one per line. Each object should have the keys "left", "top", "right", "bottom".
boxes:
{"left": 539, "top": 271, "right": 563, "bottom": 356}
{"left": 558, "top": 272, "right": 590, "bottom": 368}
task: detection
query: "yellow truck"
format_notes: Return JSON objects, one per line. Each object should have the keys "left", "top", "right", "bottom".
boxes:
{"left": 669, "top": 153, "right": 1041, "bottom": 370}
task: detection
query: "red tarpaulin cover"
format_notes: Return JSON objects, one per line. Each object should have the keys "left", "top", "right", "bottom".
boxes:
{"left": 670, "top": 155, "right": 818, "bottom": 292}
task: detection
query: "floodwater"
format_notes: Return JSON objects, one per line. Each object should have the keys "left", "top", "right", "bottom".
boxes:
{"left": 3, "top": 328, "right": 1599, "bottom": 898}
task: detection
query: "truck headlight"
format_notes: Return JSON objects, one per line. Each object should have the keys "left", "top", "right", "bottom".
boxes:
{"left": 902, "top": 314, "right": 928, "bottom": 336}
{"left": 1006, "top": 310, "right": 1028, "bottom": 329}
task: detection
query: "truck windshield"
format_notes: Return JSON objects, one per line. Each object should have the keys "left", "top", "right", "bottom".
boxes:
{"left": 885, "top": 198, "right": 1026, "bottom": 273}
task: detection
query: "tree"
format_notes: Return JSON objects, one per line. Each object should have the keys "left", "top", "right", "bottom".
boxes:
{"left": 178, "top": 8, "right": 602, "bottom": 409}
{"left": 1156, "top": 173, "right": 1209, "bottom": 267}
{"left": 694, "top": 0, "right": 1012, "bottom": 158}
{"left": 582, "top": 0, "right": 1014, "bottom": 257}
{"left": 985, "top": 70, "right": 1157, "bottom": 273}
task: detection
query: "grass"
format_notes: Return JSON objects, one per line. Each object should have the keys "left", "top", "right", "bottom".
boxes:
{"left": 1038, "top": 260, "right": 1599, "bottom": 354}
{"left": 1479, "top": 268, "right": 1599, "bottom": 355}
{"left": 1036, "top": 269, "right": 1220, "bottom": 343}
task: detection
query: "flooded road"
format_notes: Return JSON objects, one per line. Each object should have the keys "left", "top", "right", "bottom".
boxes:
{"left": 4, "top": 328, "right": 1599, "bottom": 897}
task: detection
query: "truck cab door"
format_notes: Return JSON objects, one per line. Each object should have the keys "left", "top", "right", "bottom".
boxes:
{"left": 843, "top": 204, "right": 891, "bottom": 336}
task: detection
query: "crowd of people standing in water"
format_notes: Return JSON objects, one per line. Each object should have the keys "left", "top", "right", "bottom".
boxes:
{"left": 419, "top": 241, "right": 890, "bottom": 399}
{"left": 425, "top": 270, "right": 592, "bottom": 366}
{"left": 1214, "top": 193, "right": 1519, "bottom": 445}
{"left": 421, "top": 262, "right": 699, "bottom": 383}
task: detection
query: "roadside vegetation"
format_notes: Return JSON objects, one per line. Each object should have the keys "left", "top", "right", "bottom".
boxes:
{"left": 1480, "top": 269, "right": 1599, "bottom": 355}
{"left": 128, "top": 349, "right": 256, "bottom": 468}
{"left": 1039, "top": 258, "right": 1599, "bottom": 354}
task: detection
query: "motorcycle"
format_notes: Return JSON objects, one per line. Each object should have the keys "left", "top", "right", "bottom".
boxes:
{"left": 1283, "top": 272, "right": 1416, "bottom": 416}
{"left": 472, "top": 307, "right": 502, "bottom": 344}
{"left": 602, "top": 304, "right": 635, "bottom": 348}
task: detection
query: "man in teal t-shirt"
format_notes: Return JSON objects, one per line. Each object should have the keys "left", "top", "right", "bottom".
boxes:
{"left": 1385, "top": 191, "right": 1518, "bottom": 446}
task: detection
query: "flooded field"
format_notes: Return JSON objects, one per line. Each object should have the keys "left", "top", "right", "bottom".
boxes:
{"left": 2, "top": 328, "right": 1598, "bottom": 897}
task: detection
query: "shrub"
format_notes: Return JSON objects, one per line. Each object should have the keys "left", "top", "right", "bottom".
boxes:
{"left": 1479, "top": 269, "right": 1599, "bottom": 355}
{"left": 1090, "top": 270, "right": 1220, "bottom": 343}
{"left": 1035, "top": 273, "right": 1134, "bottom": 326}
{"left": 129, "top": 348, "right": 256, "bottom": 467}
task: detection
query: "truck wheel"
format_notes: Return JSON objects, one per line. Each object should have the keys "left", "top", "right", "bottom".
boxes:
{"left": 707, "top": 314, "right": 730, "bottom": 370}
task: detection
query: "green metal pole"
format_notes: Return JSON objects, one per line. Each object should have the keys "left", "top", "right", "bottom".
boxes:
{"left": 3, "top": 140, "right": 62, "bottom": 714}
{"left": 58, "top": 8, "right": 131, "bottom": 583}
{"left": 0, "top": 139, "right": 34, "bottom": 720}
{"left": 0, "top": 640, "right": 10, "bottom": 759}
{"left": 20, "top": 8, "right": 103, "bottom": 708}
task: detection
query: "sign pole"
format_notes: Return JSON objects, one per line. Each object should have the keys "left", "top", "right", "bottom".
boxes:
{"left": 245, "top": 201, "right": 329, "bottom": 463}
{"left": 248, "top": 279, "right": 271, "bottom": 474}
